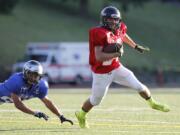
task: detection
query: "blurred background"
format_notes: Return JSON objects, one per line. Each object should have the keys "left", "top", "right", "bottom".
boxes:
{"left": 0, "top": 0, "right": 180, "bottom": 87}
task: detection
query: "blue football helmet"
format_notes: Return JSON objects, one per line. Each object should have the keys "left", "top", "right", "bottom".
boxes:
{"left": 100, "top": 6, "right": 122, "bottom": 31}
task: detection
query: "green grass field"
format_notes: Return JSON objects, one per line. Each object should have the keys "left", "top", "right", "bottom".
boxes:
{"left": 0, "top": 88, "right": 180, "bottom": 135}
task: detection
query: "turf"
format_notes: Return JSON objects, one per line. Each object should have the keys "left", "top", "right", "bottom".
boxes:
{"left": 0, "top": 88, "right": 180, "bottom": 135}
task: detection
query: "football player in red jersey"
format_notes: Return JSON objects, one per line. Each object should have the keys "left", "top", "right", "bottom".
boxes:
{"left": 75, "top": 6, "right": 170, "bottom": 128}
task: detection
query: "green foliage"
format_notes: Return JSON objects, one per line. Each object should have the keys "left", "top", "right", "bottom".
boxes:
{"left": 0, "top": 1, "right": 180, "bottom": 73}
{"left": 110, "top": 0, "right": 150, "bottom": 12}
{"left": 0, "top": 0, "right": 19, "bottom": 14}
{"left": 121, "top": 2, "right": 180, "bottom": 71}
{"left": 34, "top": 0, "right": 88, "bottom": 16}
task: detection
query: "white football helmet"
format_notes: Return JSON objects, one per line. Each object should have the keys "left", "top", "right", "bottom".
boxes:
{"left": 23, "top": 60, "right": 43, "bottom": 84}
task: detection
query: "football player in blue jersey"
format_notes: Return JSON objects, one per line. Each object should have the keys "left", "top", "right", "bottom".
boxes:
{"left": 0, "top": 60, "right": 73, "bottom": 125}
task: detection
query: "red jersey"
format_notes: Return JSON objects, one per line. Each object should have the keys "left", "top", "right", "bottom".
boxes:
{"left": 89, "top": 22, "right": 127, "bottom": 74}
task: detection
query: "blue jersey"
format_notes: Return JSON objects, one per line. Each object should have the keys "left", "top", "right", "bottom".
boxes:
{"left": 0, "top": 72, "right": 48, "bottom": 103}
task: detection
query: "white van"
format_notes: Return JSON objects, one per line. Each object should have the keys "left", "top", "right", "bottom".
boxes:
{"left": 12, "top": 42, "right": 92, "bottom": 84}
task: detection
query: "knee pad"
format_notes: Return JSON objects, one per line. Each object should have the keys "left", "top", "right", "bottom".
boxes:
{"left": 90, "top": 96, "right": 103, "bottom": 106}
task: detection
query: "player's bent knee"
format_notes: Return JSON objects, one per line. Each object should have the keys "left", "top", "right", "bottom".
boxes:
{"left": 141, "top": 84, "right": 148, "bottom": 91}
{"left": 131, "top": 83, "right": 144, "bottom": 92}
{"left": 138, "top": 84, "right": 149, "bottom": 93}
{"left": 90, "top": 96, "right": 103, "bottom": 106}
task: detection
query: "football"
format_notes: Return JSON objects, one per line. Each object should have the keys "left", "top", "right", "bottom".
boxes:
{"left": 102, "top": 44, "right": 117, "bottom": 53}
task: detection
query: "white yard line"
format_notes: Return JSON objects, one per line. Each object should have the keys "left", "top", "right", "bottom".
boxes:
{"left": 1, "top": 108, "right": 180, "bottom": 125}
{"left": 1, "top": 128, "right": 180, "bottom": 134}
{"left": 0, "top": 109, "right": 19, "bottom": 112}
{"left": 89, "top": 130, "right": 180, "bottom": 134}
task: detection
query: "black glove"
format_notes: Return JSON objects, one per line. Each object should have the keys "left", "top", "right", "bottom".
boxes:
{"left": 134, "top": 44, "right": 150, "bottom": 53}
{"left": 34, "top": 112, "right": 49, "bottom": 121}
{"left": 59, "top": 115, "right": 73, "bottom": 125}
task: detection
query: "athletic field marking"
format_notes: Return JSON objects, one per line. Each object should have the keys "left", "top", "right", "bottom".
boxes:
{"left": 89, "top": 122, "right": 180, "bottom": 128}
{"left": 0, "top": 107, "right": 167, "bottom": 112}
{"left": 85, "top": 130, "right": 180, "bottom": 134}
{"left": 0, "top": 107, "right": 178, "bottom": 115}
{"left": 0, "top": 128, "right": 180, "bottom": 134}
{"left": 1, "top": 119, "right": 180, "bottom": 129}
{"left": 1, "top": 108, "right": 180, "bottom": 126}
{"left": 83, "top": 130, "right": 180, "bottom": 134}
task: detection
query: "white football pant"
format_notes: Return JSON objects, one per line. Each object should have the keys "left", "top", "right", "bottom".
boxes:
{"left": 90, "top": 65, "right": 148, "bottom": 106}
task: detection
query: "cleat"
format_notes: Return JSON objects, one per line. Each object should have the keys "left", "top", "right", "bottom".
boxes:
{"left": 147, "top": 98, "right": 170, "bottom": 112}
{"left": 75, "top": 111, "right": 89, "bottom": 128}
{"left": 151, "top": 103, "right": 170, "bottom": 112}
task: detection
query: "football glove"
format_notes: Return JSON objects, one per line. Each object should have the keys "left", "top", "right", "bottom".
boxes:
{"left": 59, "top": 115, "right": 73, "bottom": 125}
{"left": 34, "top": 111, "right": 49, "bottom": 121}
{"left": 134, "top": 44, "right": 150, "bottom": 53}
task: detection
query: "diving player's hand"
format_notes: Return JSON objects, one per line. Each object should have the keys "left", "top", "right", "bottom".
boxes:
{"left": 59, "top": 115, "right": 73, "bottom": 125}
{"left": 34, "top": 111, "right": 49, "bottom": 121}
{"left": 134, "top": 44, "right": 150, "bottom": 53}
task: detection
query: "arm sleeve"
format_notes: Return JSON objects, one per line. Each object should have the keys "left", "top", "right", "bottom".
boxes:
{"left": 38, "top": 80, "right": 49, "bottom": 99}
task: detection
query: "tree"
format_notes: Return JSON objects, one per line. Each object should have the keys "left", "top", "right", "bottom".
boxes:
{"left": 79, "top": 0, "right": 89, "bottom": 16}
{"left": 109, "top": 0, "right": 150, "bottom": 12}
{"left": 0, "top": 0, "right": 19, "bottom": 14}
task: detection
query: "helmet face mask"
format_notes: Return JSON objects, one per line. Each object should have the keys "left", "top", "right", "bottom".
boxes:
{"left": 25, "top": 71, "right": 41, "bottom": 85}
{"left": 23, "top": 60, "right": 43, "bottom": 85}
{"left": 100, "top": 6, "right": 122, "bottom": 32}
{"left": 103, "top": 17, "right": 121, "bottom": 32}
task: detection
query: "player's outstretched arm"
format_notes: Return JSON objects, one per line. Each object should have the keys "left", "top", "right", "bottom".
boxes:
{"left": 11, "top": 93, "right": 49, "bottom": 121}
{"left": 41, "top": 96, "right": 73, "bottom": 125}
{"left": 11, "top": 93, "right": 35, "bottom": 115}
{"left": 123, "top": 34, "right": 150, "bottom": 53}
{"left": 123, "top": 34, "right": 137, "bottom": 48}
